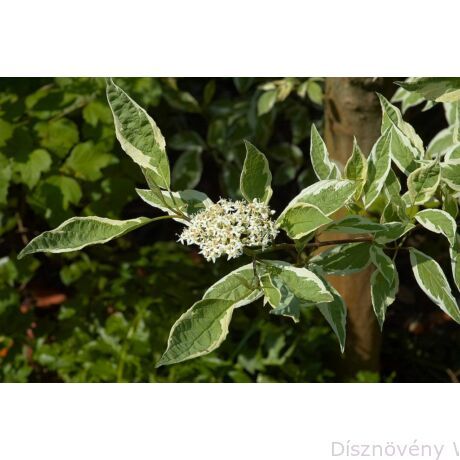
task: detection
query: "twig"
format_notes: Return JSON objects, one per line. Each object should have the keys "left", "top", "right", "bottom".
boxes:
{"left": 15, "top": 213, "right": 29, "bottom": 245}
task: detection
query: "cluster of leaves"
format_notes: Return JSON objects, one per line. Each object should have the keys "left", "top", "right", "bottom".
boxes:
{"left": 18, "top": 78, "right": 460, "bottom": 369}
{"left": 1, "top": 77, "right": 334, "bottom": 381}
{"left": 1, "top": 242, "right": 341, "bottom": 382}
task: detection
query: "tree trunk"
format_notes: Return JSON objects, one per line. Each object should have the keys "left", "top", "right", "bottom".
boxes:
{"left": 322, "top": 77, "right": 394, "bottom": 377}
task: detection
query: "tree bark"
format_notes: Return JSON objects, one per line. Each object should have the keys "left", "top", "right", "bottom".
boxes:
{"left": 322, "top": 77, "right": 394, "bottom": 377}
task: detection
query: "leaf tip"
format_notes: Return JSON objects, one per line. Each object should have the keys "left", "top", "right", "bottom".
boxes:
{"left": 17, "top": 247, "right": 29, "bottom": 260}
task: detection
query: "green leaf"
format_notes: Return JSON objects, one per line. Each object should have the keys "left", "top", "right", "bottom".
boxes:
{"left": 362, "top": 129, "right": 392, "bottom": 208}
{"left": 13, "top": 149, "right": 52, "bottom": 189}
{"left": 26, "top": 175, "right": 83, "bottom": 225}
{"left": 324, "top": 215, "right": 385, "bottom": 234}
{"left": 310, "top": 124, "right": 340, "bottom": 180}
{"left": 0, "top": 153, "right": 12, "bottom": 204}
{"left": 203, "top": 264, "right": 262, "bottom": 307}
{"left": 370, "top": 251, "right": 398, "bottom": 329}
{"left": 378, "top": 93, "right": 424, "bottom": 155}
{"left": 44, "top": 175, "right": 82, "bottom": 209}
{"left": 263, "top": 261, "right": 333, "bottom": 303}
{"left": 64, "top": 141, "right": 117, "bottom": 181}
{"left": 278, "top": 203, "right": 331, "bottom": 240}
{"left": 257, "top": 90, "right": 277, "bottom": 116}
{"left": 35, "top": 118, "right": 79, "bottom": 158}
{"left": 18, "top": 216, "right": 153, "bottom": 259}
{"left": 233, "top": 78, "right": 254, "bottom": 94}
{"left": 240, "top": 141, "right": 272, "bottom": 204}
{"left": 171, "top": 150, "right": 203, "bottom": 190}
{"left": 344, "top": 139, "right": 367, "bottom": 198}
{"left": 407, "top": 160, "right": 441, "bottom": 205}
{"left": 168, "top": 131, "right": 205, "bottom": 152}
{"left": 410, "top": 248, "right": 460, "bottom": 323}
{"left": 82, "top": 100, "right": 113, "bottom": 127}
{"left": 156, "top": 298, "right": 236, "bottom": 367}
{"left": 136, "top": 188, "right": 211, "bottom": 222}
{"left": 309, "top": 242, "right": 372, "bottom": 275}
{"left": 415, "top": 209, "right": 457, "bottom": 247}
{"left": 278, "top": 179, "right": 356, "bottom": 223}
{"left": 317, "top": 280, "right": 347, "bottom": 353}
{"left": 106, "top": 79, "right": 170, "bottom": 189}
{"left": 441, "top": 159, "right": 460, "bottom": 192}
{"left": 305, "top": 79, "right": 323, "bottom": 105}
{"left": 397, "top": 78, "right": 460, "bottom": 103}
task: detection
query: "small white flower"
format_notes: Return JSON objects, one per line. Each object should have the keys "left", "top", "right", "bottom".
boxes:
{"left": 178, "top": 198, "right": 278, "bottom": 262}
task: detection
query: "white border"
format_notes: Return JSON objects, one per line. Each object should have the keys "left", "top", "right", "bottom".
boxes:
{"left": 1, "top": 0, "right": 460, "bottom": 75}
{"left": 1, "top": 384, "right": 459, "bottom": 459}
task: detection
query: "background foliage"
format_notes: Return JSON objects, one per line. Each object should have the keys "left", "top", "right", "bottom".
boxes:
{"left": 1, "top": 77, "right": 459, "bottom": 382}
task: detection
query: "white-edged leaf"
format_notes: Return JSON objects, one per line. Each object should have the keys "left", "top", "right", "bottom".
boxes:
{"left": 278, "top": 203, "right": 331, "bottom": 240}
{"left": 374, "top": 222, "right": 415, "bottom": 244}
{"left": 277, "top": 179, "right": 356, "bottom": 223}
{"left": 362, "top": 129, "right": 392, "bottom": 208}
{"left": 240, "top": 141, "right": 273, "bottom": 204}
{"left": 309, "top": 242, "right": 372, "bottom": 275}
{"left": 384, "top": 169, "right": 402, "bottom": 198}
{"left": 263, "top": 260, "right": 333, "bottom": 303}
{"left": 397, "top": 78, "right": 460, "bottom": 103}
{"left": 268, "top": 276, "right": 306, "bottom": 323}
{"left": 370, "top": 245, "right": 395, "bottom": 285}
{"left": 410, "top": 248, "right": 460, "bottom": 323}
{"left": 18, "top": 216, "right": 153, "bottom": 258}
{"left": 407, "top": 160, "right": 441, "bottom": 205}
{"left": 156, "top": 298, "right": 236, "bottom": 366}
{"left": 449, "top": 235, "right": 460, "bottom": 293}
{"left": 378, "top": 93, "right": 424, "bottom": 155}
{"left": 390, "top": 125, "right": 419, "bottom": 175}
{"left": 392, "top": 79, "right": 428, "bottom": 114}
{"left": 441, "top": 184, "right": 459, "bottom": 219}
{"left": 324, "top": 215, "right": 385, "bottom": 234}
{"left": 415, "top": 209, "right": 457, "bottom": 247}
{"left": 444, "top": 145, "right": 460, "bottom": 162}
{"left": 203, "top": 264, "right": 263, "bottom": 307}
{"left": 344, "top": 139, "right": 367, "bottom": 198}
{"left": 136, "top": 188, "right": 212, "bottom": 223}
{"left": 441, "top": 159, "right": 460, "bottom": 192}
{"left": 157, "top": 264, "right": 264, "bottom": 366}
{"left": 310, "top": 124, "right": 340, "bottom": 180}
{"left": 445, "top": 101, "right": 459, "bottom": 126}
{"left": 382, "top": 170, "right": 407, "bottom": 222}
{"left": 260, "top": 273, "right": 281, "bottom": 307}
{"left": 371, "top": 263, "right": 398, "bottom": 330}
{"left": 106, "top": 79, "right": 170, "bottom": 189}
{"left": 453, "top": 101, "right": 460, "bottom": 143}
{"left": 315, "top": 274, "right": 347, "bottom": 353}
{"left": 427, "top": 126, "right": 456, "bottom": 159}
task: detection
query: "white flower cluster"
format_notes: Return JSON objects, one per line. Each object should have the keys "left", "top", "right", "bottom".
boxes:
{"left": 178, "top": 198, "right": 279, "bottom": 262}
